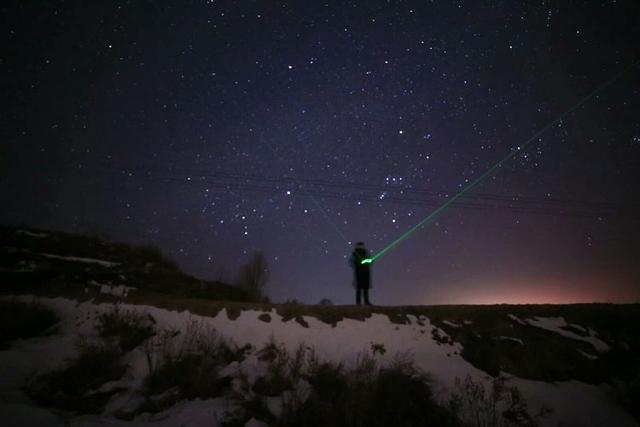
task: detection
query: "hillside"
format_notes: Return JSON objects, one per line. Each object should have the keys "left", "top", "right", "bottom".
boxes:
{"left": 0, "top": 226, "right": 248, "bottom": 301}
{"left": 1, "top": 227, "right": 639, "bottom": 426}
{"left": 1, "top": 296, "right": 639, "bottom": 426}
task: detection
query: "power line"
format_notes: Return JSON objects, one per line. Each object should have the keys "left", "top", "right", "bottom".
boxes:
{"left": 77, "top": 162, "right": 637, "bottom": 220}
{"left": 84, "top": 162, "right": 639, "bottom": 211}
{"left": 257, "top": 133, "right": 352, "bottom": 245}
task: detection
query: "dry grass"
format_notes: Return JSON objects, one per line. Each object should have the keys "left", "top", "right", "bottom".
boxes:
{"left": 249, "top": 345, "right": 462, "bottom": 427}
{"left": 96, "top": 306, "right": 155, "bottom": 352}
{"left": 142, "top": 320, "right": 250, "bottom": 407}
{"left": 25, "top": 340, "right": 127, "bottom": 414}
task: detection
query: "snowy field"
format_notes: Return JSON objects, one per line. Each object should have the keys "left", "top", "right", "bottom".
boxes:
{"left": 0, "top": 297, "right": 637, "bottom": 426}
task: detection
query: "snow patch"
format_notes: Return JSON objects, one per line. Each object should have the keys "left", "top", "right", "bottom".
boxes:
{"left": 525, "top": 316, "right": 610, "bottom": 352}
{"left": 566, "top": 323, "right": 587, "bottom": 334}
{"left": 42, "top": 253, "right": 119, "bottom": 268}
{"left": 498, "top": 336, "right": 524, "bottom": 345}
{"left": 578, "top": 349, "right": 599, "bottom": 360}
{"left": 16, "top": 230, "right": 48, "bottom": 238}
{"left": 442, "top": 320, "right": 462, "bottom": 328}
{"left": 88, "top": 280, "right": 136, "bottom": 297}
{"left": 508, "top": 314, "right": 527, "bottom": 325}
{"left": 1, "top": 297, "right": 634, "bottom": 427}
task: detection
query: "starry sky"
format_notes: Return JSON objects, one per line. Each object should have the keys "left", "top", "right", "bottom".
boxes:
{"left": 2, "top": 1, "right": 640, "bottom": 305}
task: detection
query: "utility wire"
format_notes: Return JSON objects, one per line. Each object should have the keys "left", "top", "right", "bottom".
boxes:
{"left": 79, "top": 163, "right": 637, "bottom": 220}
{"left": 84, "top": 162, "right": 639, "bottom": 211}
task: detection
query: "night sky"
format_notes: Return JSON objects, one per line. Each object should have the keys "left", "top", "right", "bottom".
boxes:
{"left": 2, "top": 1, "right": 640, "bottom": 305}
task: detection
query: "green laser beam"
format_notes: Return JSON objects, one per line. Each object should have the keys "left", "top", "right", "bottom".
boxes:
{"left": 258, "top": 134, "right": 351, "bottom": 246}
{"left": 308, "top": 195, "right": 352, "bottom": 245}
{"left": 370, "top": 60, "right": 639, "bottom": 263}
{"left": 361, "top": 258, "right": 373, "bottom": 264}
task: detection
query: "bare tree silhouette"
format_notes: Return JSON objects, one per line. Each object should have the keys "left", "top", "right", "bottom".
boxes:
{"left": 237, "top": 251, "right": 269, "bottom": 301}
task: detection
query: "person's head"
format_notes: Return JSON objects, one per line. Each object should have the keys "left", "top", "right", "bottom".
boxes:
{"left": 355, "top": 241, "right": 366, "bottom": 248}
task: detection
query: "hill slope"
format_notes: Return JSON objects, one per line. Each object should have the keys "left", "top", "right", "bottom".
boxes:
{"left": 0, "top": 297, "right": 638, "bottom": 426}
{"left": 0, "top": 226, "right": 248, "bottom": 301}
{"left": 1, "top": 226, "right": 639, "bottom": 425}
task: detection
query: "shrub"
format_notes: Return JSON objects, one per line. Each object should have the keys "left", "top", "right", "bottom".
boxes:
{"left": 236, "top": 251, "right": 269, "bottom": 301}
{"left": 0, "top": 299, "right": 58, "bottom": 349}
{"left": 25, "top": 340, "right": 127, "bottom": 413}
{"left": 221, "top": 393, "right": 276, "bottom": 427}
{"left": 277, "top": 352, "right": 460, "bottom": 427}
{"left": 448, "top": 375, "right": 538, "bottom": 427}
{"left": 254, "top": 339, "right": 299, "bottom": 396}
{"left": 363, "top": 361, "right": 457, "bottom": 427}
{"left": 284, "top": 359, "right": 349, "bottom": 425}
{"left": 229, "top": 341, "right": 461, "bottom": 427}
{"left": 96, "top": 306, "right": 155, "bottom": 352}
{"left": 143, "top": 320, "right": 249, "bottom": 407}
{"left": 145, "top": 353, "right": 231, "bottom": 403}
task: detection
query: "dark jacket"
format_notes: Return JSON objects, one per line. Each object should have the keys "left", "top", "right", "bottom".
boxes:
{"left": 349, "top": 247, "right": 371, "bottom": 289}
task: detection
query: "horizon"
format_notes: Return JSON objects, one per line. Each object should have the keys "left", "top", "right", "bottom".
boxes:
{"left": 5, "top": 223, "right": 640, "bottom": 306}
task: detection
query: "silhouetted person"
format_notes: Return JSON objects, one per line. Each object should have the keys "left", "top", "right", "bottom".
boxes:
{"left": 349, "top": 241, "right": 372, "bottom": 305}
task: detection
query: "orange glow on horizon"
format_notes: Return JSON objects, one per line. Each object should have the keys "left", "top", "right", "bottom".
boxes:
{"left": 420, "top": 276, "right": 640, "bottom": 305}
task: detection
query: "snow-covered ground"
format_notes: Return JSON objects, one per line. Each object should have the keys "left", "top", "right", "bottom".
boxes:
{"left": 87, "top": 281, "right": 137, "bottom": 298}
{"left": 525, "top": 316, "right": 610, "bottom": 353}
{"left": 16, "top": 230, "right": 48, "bottom": 238}
{"left": 0, "top": 297, "right": 636, "bottom": 426}
{"left": 41, "top": 254, "right": 120, "bottom": 268}
{"left": 498, "top": 336, "right": 524, "bottom": 345}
